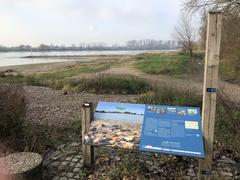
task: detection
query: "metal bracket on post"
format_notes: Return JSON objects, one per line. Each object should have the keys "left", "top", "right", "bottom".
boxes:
{"left": 82, "top": 102, "right": 94, "bottom": 167}
{"left": 206, "top": 88, "right": 217, "bottom": 93}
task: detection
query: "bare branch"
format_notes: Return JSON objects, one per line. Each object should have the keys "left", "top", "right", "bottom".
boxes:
{"left": 173, "top": 13, "right": 196, "bottom": 57}
{"left": 184, "top": 0, "right": 240, "bottom": 15}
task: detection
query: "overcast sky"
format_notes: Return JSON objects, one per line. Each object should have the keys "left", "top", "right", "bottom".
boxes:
{"left": 0, "top": 0, "right": 184, "bottom": 46}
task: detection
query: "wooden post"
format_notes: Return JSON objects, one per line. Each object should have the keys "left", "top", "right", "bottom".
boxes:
{"left": 198, "top": 12, "right": 222, "bottom": 179}
{"left": 82, "top": 102, "right": 94, "bottom": 167}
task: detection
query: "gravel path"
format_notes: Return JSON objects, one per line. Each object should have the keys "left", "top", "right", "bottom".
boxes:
{"left": 23, "top": 86, "right": 138, "bottom": 126}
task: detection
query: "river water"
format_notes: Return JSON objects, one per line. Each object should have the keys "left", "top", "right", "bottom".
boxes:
{"left": 0, "top": 50, "right": 168, "bottom": 67}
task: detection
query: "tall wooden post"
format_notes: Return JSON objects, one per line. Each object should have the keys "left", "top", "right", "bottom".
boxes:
{"left": 82, "top": 102, "right": 94, "bottom": 167}
{"left": 198, "top": 12, "right": 222, "bottom": 179}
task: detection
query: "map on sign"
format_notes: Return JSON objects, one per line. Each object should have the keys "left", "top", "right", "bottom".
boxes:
{"left": 83, "top": 102, "right": 205, "bottom": 158}
{"left": 139, "top": 105, "right": 205, "bottom": 158}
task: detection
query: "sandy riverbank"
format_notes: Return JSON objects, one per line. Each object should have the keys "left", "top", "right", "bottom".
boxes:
{"left": 0, "top": 55, "right": 130, "bottom": 75}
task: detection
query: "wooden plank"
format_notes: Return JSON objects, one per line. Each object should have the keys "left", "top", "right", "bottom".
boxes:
{"left": 198, "top": 12, "right": 223, "bottom": 179}
{"left": 81, "top": 102, "right": 94, "bottom": 167}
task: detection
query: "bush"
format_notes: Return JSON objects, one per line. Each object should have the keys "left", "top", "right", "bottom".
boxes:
{"left": 59, "top": 74, "right": 152, "bottom": 94}
{"left": 0, "top": 85, "right": 26, "bottom": 151}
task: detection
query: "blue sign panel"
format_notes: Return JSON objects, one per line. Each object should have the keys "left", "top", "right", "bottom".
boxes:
{"left": 84, "top": 101, "right": 205, "bottom": 157}
{"left": 139, "top": 105, "right": 205, "bottom": 158}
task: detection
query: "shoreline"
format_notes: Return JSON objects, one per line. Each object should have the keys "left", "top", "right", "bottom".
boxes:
{"left": 21, "top": 54, "right": 134, "bottom": 59}
{"left": 0, "top": 50, "right": 174, "bottom": 68}
{"left": 0, "top": 54, "right": 133, "bottom": 70}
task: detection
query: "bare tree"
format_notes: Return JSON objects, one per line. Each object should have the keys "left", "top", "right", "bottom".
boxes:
{"left": 174, "top": 13, "right": 196, "bottom": 57}
{"left": 183, "top": 0, "right": 240, "bottom": 81}
{"left": 184, "top": 0, "right": 240, "bottom": 14}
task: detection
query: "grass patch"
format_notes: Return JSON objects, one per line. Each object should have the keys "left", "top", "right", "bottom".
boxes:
{"left": 60, "top": 75, "right": 152, "bottom": 94}
{"left": 135, "top": 53, "right": 190, "bottom": 75}
{"left": 36, "top": 63, "right": 111, "bottom": 79}
{"left": 0, "top": 62, "right": 112, "bottom": 85}
{"left": 0, "top": 70, "right": 151, "bottom": 95}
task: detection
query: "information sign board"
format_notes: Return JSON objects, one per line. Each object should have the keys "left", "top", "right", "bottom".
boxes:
{"left": 83, "top": 102, "right": 205, "bottom": 158}
{"left": 139, "top": 105, "right": 205, "bottom": 158}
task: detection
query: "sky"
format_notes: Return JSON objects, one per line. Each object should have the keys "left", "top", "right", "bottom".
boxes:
{"left": 0, "top": 0, "right": 184, "bottom": 46}
{"left": 96, "top": 102, "right": 146, "bottom": 115}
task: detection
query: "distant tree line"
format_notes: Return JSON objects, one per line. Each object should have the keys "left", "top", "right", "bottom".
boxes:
{"left": 0, "top": 40, "right": 180, "bottom": 52}
{"left": 126, "top": 40, "right": 180, "bottom": 50}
